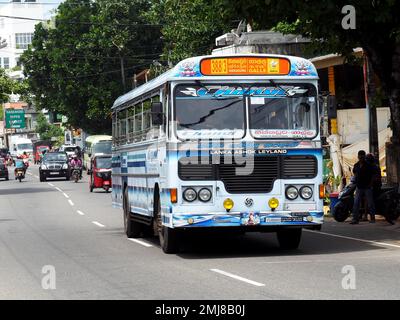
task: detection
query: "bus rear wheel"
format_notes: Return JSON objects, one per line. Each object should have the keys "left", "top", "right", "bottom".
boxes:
{"left": 123, "top": 188, "right": 142, "bottom": 238}
{"left": 155, "top": 193, "right": 179, "bottom": 254}
{"left": 277, "top": 228, "right": 302, "bottom": 250}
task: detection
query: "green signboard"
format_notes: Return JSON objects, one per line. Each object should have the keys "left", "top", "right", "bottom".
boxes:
{"left": 5, "top": 109, "right": 26, "bottom": 129}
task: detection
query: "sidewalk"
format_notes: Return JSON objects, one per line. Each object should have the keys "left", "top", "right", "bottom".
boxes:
{"left": 321, "top": 216, "right": 400, "bottom": 247}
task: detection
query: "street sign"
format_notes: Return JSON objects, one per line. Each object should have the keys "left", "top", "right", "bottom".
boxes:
{"left": 5, "top": 109, "right": 25, "bottom": 129}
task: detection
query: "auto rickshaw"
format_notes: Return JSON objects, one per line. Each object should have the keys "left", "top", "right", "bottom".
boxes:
{"left": 89, "top": 154, "right": 112, "bottom": 192}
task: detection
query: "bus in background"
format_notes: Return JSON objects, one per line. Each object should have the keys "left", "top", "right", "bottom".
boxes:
{"left": 83, "top": 135, "right": 112, "bottom": 172}
{"left": 111, "top": 54, "right": 324, "bottom": 254}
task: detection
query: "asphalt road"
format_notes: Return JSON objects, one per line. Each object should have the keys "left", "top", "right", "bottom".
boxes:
{"left": 1, "top": 164, "right": 400, "bottom": 300}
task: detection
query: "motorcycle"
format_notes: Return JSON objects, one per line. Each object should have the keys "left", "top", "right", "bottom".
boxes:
{"left": 15, "top": 168, "right": 25, "bottom": 182}
{"left": 333, "top": 178, "right": 400, "bottom": 223}
{"left": 71, "top": 166, "right": 82, "bottom": 183}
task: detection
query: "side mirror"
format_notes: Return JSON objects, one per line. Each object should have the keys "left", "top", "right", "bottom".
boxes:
{"left": 151, "top": 102, "right": 164, "bottom": 126}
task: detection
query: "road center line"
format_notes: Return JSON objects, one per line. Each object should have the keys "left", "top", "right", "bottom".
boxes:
{"left": 55, "top": 187, "right": 63, "bottom": 192}
{"left": 305, "top": 229, "right": 400, "bottom": 249}
{"left": 77, "top": 210, "right": 85, "bottom": 216}
{"left": 92, "top": 221, "right": 105, "bottom": 228}
{"left": 48, "top": 183, "right": 54, "bottom": 187}
{"left": 63, "top": 193, "right": 69, "bottom": 198}
{"left": 68, "top": 200, "right": 74, "bottom": 206}
{"left": 128, "top": 238, "right": 153, "bottom": 248}
{"left": 210, "top": 269, "right": 265, "bottom": 287}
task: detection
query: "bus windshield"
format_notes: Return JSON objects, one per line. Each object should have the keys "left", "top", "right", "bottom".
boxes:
{"left": 93, "top": 141, "right": 112, "bottom": 154}
{"left": 249, "top": 83, "right": 318, "bottom": 139}
{"left": 174, "top": 83, "right": 317, "bottom": 140}
{"left": 175, "top": 84, "right": 245, "bottom": 139}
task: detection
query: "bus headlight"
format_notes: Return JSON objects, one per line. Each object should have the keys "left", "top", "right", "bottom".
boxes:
{"left": 223, "top": 198, "right": 234, "bottom": 211}
{"left": 285, "top": 186, "right": 298, "bottom": 200}
{"left": 268, "top": 197, "right": 279, "bottom": 210}
{"left": 300, "top": 186, "right": 313, "bottom": 200}
{"left": 198, "top": 188, "right": 212, "bottom": 202}
{"left": 183, "top": 188, "right": 197, "bottom": 202}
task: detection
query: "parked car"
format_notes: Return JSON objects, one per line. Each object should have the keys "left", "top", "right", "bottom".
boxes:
{"left": 0, "top": 161, "right": 9, "bottom": 181}
{"left": 39, "top": 152, "right": 70, "bottom": 182}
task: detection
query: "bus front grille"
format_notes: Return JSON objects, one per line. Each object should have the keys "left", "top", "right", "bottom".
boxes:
{"left": 178, "top": 155, "right": 317, "bottom": 194}
{"left": 282, "top": 156, "right": 317, "bottom": 178}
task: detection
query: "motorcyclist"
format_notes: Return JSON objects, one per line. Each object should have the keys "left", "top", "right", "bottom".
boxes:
{"left": 70, "top": 154, "right": 83, "bottom": 179}
{"left": 21, "top": 151, "right": 30, "bottom": 169}
{"left": 14, "top": 156, "right": 26, "bottom": 179}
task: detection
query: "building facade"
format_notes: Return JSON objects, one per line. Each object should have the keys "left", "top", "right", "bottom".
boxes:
{"left": 0, "top": 0, "right": 62, "bottom": 72}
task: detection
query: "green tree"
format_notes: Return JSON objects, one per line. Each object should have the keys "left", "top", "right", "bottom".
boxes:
{"left": 35, "top": 113, "right": 64, "bottom": 144}
{"left": 217, "top": 0, "right": 400, "bottom": 180}
{"left": 146, "top": 0, "right": 230, "bottom": 64}
{"left": 0, "top": 69, "right": 14, "bottom": 104}
{"left": 21, "top": 0, "right": 162, "bottom": 134}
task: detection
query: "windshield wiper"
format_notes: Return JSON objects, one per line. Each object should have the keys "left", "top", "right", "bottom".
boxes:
{"left": 268, "top": 80, "right": 291, "bottom": 97}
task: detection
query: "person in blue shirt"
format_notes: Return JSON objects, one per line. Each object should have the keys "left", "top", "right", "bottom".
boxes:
{"left": 14, "top": 158, "right": 26, "bottom": 179}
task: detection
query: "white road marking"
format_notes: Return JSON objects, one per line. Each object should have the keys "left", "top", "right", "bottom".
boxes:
{"left": 92, "top": 221, "right": 105, "bottom": 228}
{"left": 68, "top": 200, "right": 74, "bottom": 206}
{"left": 210, "top": 269, "right": 265, "bottom": 287}
{"left": 128, "top": 238, "right": 153, "bottom": 248}
{"left": 34, "top": 175, "right": 39, "bottom": 178}
{"left": 48, "top": 183, "right": 54, "bottom": 187}
{"left": 55, "top": 187, "right": 63, "bottom": 192}
{"left": 77, "top": 210, "right": 85, "bottom": 216}
{"left": 63, "top": 193, "right": 69, "bottom": 198}
{"left": 305, "top": 229, "right": 400, "bottom": 249}
{"left": 27, "top": 172, "right": 32, "bottom": 175}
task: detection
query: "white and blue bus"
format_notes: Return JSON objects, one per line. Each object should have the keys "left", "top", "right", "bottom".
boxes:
{"left": 111, "top": 54, "right": 324, "bottom": 253}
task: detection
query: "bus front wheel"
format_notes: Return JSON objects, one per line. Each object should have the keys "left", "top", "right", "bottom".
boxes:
{"left": 277, "top": 228, "right": 302, "bottom": 250}
{"left": 155, "top": 193, "right": 179, "bottom": 254}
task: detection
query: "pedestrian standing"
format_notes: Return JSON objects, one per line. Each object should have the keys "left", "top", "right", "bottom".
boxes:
{"left": 350, "top": 150, "right": 377, "bottom": 224}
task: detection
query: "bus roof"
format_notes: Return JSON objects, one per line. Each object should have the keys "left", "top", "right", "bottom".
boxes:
{"left": 112, "top": 53, "right": 318, "bottom": 110}
{"left": 85, "top": 135, "right": 112, "bottom": 143}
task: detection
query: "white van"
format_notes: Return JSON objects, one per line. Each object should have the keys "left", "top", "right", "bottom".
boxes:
{"left": 10, "top": 136, "right": 33, "bottom": 160}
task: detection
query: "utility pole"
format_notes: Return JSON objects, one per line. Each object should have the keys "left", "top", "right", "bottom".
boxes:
{"left": 363, "top": 52, "right": 379, "bottom": 160}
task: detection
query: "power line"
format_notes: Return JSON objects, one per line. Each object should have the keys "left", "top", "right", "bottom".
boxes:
{"left": 26, "top": 61, "right": 157, "bottom": 81}
{"left": 0, "top": 14, "right": 163, "bottom": 27}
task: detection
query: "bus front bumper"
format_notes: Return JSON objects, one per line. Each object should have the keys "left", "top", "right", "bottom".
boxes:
{"left": 172, "top": 211, "right": 324, "bottom": 228}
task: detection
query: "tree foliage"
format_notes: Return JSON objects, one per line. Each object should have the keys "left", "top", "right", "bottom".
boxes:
{"left": 217, "top": 0, "right": 400, "bottom": 143}
{"left": 146, "top": 0, "right": 231, "bottom": 64}
{"left": 21, "top": 0, "right": 162, "bottom": 134}
{"left": 35, "top": 113, "right": 64, "bottom": 144}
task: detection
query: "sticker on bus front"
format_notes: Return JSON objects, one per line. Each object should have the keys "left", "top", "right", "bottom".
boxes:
{"left": 240, "top": 212, "right": 261, "bottom": 226}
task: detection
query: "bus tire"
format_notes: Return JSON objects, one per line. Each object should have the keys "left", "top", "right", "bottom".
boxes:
{"left": 123, "top": 187, "right": 141, "bottom": 238}
{"left": 154, "top": 192, "right": 179, "bottom": 254}
{"left": 277, "top": 228, "right": 302, "bottom": 250}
